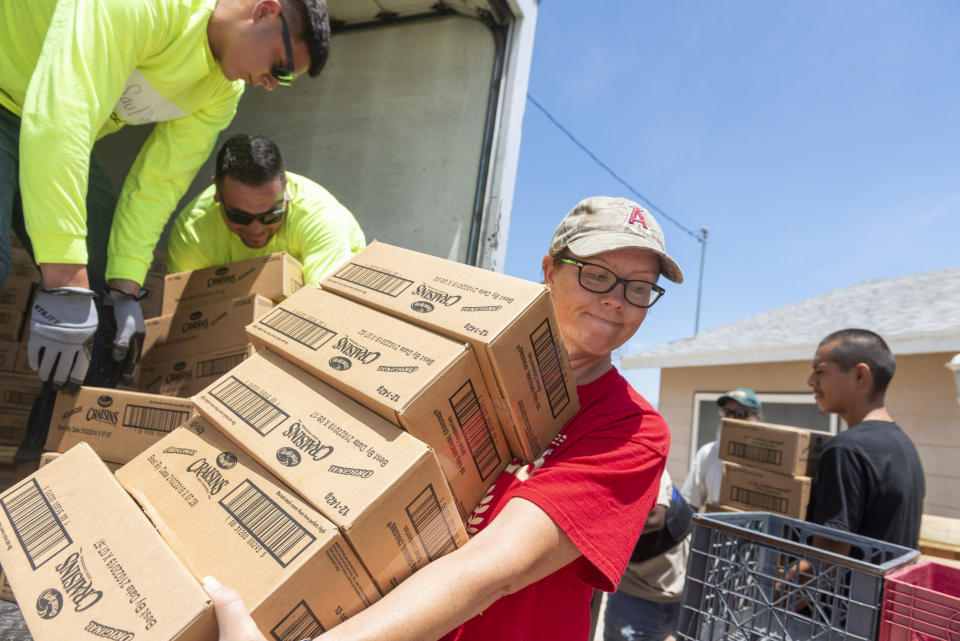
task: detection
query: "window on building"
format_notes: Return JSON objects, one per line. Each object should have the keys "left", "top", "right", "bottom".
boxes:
{"left": 689, "top": 392, "right": 839, "bottom": 465}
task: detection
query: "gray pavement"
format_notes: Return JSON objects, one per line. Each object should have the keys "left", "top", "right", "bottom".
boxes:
{"left": 0, "top": 600, "right": 31, "bottom": 641}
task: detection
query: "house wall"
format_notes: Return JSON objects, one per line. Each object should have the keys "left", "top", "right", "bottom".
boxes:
{"left": 655, "top": 351, "right": 960, "bottom": 518}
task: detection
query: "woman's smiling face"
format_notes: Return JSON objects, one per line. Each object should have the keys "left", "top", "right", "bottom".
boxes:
{"left": 543, "top": 246, "right": 660, "bottom": 361}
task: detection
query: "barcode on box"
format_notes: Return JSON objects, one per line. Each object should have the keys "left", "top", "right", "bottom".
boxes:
{"left": 730, "top": 486, "right": 788, "bottom": 514}
{"left": 406, "top": 485, "right": 457, "bottom": 562}
{"left": 259, "top": 308, "right": 337, "bottom": 350}
{"left": 529, "top": 319, "right": 570, "bottom": 418}
{"left": 219, "top": 480, "right": 315, "bottom": 567}
{"left": 332, "top": 263, "right": 413, "bottom": 297}
{"left": 271, "top": 601, "right": 324, "bottom": 641}
{"left": 0, "top": 480, "right": 72, "bottom": 569}
{"left": 449, "top": 381, "right": 501, "bottom": 480}
{"left": 210, "top": 377, "right": 289, "bottom": 436}
{"left": 727, "top": 441, "right": 783, "bottom": 466}
{"left": 197, "top": 351, "right": 248, "bottom": 379}
{"left": 122, "top": 404, "right": 190, "bottom": 434}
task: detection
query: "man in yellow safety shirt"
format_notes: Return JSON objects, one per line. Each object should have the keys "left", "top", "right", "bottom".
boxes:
{"left": 0, "top": 0, "right": 331, "bottom": 391}
{"left": 167, "top": 133, "right": 366, "bottom": 285}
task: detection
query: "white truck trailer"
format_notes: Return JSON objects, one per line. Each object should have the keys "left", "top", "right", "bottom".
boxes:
{"left": 95, "top": 0, "right": 539, "bottom": 272}
{"left": 0, "top": 2, "right": 539, "bottom": 636}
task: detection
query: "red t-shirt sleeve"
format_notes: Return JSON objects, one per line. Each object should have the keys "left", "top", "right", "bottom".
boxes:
{"left": 510, "top": 379, "right": 668, "bottom": 592}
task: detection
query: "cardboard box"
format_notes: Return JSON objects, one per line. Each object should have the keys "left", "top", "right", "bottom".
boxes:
{"left": 0, "top": 340, "right": 17, "bottom": 372}
{"left": 0, "top": 304, "right": 24, "bottom": 342}
{"left": 719, "top": 461, "right": 812, "bottom": 518}
{"left": 0, "top": 565, "right": 14, "bottom": 603}
{"left": 138, "top": 344, "right": 256, "bottom": 398}
{"left": 0, "top": 372, "right": 41, "bottom": 411}
{"left": 46, "top": 387, "right": 195, "bottom": 464}
{"left": 0, "top": 443, "right": 216, "bottom": 641}
{"left": 39, "top": 451, "right": 121, "bottom": 473}
{"left": 148, "top": 248, "right": 168, "bottom": 279}
{"left": 193, "top": 349, "right": 468, "bottom": 593}
{"left": 0, "top": 274, "right": 35, "bottom": 312}
{"left": 143, "top": 294, "right": 274, "bottom": 364}
{"left": 702, "top": 501, "right": 743, "bottom": 514}
{"left": 718, "top": 418, "right": 830, "bottom": 476}
{"left": 6, "top": 246, "right": 39, "bottom": 279}
{"left": 0, "top": 456, "right": 36, "bottom": 493}
{"left": 142, "top": 273, "right": 166, "bottom": 320}
{"left": 247, "top": 287, "right": 510, "bottom": 517}
{"left": 0, "top": 408, "right": 28, "bottom": 446}
{"left": 320, "top": 241, "right": 579, "bottom": 461}
{"left": 11, "top": 340, "right": 31, "bottom": 375}
{"left": 117, "top": 418, "right": 381, "bottom": 636}
{"left": 162, "top": 252, "right": 303, "bottom": 315}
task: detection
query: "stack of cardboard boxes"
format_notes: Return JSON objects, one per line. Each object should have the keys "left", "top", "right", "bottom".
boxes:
{"left": 714, "top": 418, "right": 830, "bottom": 518}
{"left": 0, "top": 238, "right": 42, "bottom": 457}
{"left": 0, "top": 242, "right": 580, "bottom": 640}
{"left": 137, "top": 252, "right": 302, "bottom": 397}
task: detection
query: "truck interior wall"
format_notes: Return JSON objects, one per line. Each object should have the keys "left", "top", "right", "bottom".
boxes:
{"left": 93, "top": 15, "right": 496, "bottom": 264}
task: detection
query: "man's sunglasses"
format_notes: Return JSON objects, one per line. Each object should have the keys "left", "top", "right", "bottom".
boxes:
{"left": 271, "top": 11, "right": 295, "bottom": 86}
{"left": 719, "top": 407, "right": 755, "bottom": 420}
{"left": 219, "top": 189, "right": 290, "bottom": 226}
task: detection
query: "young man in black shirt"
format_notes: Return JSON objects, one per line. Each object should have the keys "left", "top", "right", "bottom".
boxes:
{"left": 806, "top": 328, "right": 925, "bottom": 550}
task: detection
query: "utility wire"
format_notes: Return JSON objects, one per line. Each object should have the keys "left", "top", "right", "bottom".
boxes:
{"left": 527, "top": 93, "right": 709, "bottom": 334}
{"left": 526, "top": 94, "right": 704, "bottom": 244}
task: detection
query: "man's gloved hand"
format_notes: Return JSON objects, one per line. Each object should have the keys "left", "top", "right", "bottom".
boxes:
{"left": 27, "top": 286, "right": 98, "bottom": 390}
{"left": 102, "top": 290, "right": 146, "bottom": 387}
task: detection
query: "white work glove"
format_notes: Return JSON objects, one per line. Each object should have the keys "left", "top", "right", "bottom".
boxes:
{"left": 102, "top": 289, "right": 147, "bottom": 387}
{"left": 27, "top": 286, "right": 98, "bottom": 390}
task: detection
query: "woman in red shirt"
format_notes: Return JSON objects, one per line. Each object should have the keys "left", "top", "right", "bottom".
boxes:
{"left": 207, "top": 195, "right": 684, "bottom": 641}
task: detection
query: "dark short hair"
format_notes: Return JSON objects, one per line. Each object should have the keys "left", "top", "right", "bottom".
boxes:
{"left": 820, "top": 328, "right": 896, "bottom": 397}
{"left": 284, "top": 0, "right": 330, "bottom": 77}
{"left": 215, "top": 133, "right": 285, "bottom": 185}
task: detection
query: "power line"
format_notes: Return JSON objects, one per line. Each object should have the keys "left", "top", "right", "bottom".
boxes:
{"left": 527, "top": 93, "right": 709, "bottom": 334}
{"left": 526, "top": 94, "right": 704, "bottom": 244}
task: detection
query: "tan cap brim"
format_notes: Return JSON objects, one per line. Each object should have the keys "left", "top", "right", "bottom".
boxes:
{"left": 567, "top": 234, "right": 684, "bottom": 284}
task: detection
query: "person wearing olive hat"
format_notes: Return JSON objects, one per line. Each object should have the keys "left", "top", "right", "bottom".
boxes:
{"left": 681, "top": 388, "right": 763, "bottom": 511}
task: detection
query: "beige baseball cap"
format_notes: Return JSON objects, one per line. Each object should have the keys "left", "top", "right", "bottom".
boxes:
{"left": 549, "top": 196, "right": 684, "bottom": 283}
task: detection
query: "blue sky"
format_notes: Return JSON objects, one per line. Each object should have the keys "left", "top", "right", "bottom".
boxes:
{"left": 502, "top": 1, "right": 960, "bottom": 404}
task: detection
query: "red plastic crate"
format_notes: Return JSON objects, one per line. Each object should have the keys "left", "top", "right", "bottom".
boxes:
{"left": 880, "top": 561, "right": 960, "bottom": 640}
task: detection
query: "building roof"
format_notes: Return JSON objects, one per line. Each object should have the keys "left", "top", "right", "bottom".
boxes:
{"left": 622, "top": 266, "right": 960, "bottom": 369}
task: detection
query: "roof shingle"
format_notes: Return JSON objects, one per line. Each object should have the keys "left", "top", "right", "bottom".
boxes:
{"left": 623, "top": 266, "right": 960, "bottom": 368}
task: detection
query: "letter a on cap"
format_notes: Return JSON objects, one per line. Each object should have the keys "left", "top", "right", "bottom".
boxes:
{"left": 628, "top": 207, "right": 648, "bottom": 229}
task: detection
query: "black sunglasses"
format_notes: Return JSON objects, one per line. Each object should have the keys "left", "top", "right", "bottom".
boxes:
{"left": 270, "top": 11, "right": 295, "bottom": 86}
{"left": 719, "top": 407, "right": 755, "bottom": 420}
{"left": 219, "top": 188, "right": 290, "bottom": 226}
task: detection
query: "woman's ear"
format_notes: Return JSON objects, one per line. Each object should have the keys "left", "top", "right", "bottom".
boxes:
{"left": 542, "top": 255, "right": 556, "bottom": 287}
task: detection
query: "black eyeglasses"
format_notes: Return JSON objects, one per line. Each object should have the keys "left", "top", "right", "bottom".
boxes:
{"left": 270, "top": 11, "right": 295, "bottom": 86}
{"left": 219, "top": 188, "right": 290, "bottom": 226}
{"left": 560, "top": 257, "right": 665, "bottom": 308}
{"left": 719, "top": 407, "right": 755, "bottom": 420}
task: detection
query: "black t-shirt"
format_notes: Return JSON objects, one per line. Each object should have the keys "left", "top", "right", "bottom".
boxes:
{"left": 806, "top": 420, "right": 925, "bottom": 549}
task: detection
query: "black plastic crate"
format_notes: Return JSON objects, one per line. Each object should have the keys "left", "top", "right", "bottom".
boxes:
{"left": 678, "top": 512, "right": 919, "bottom": 641}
